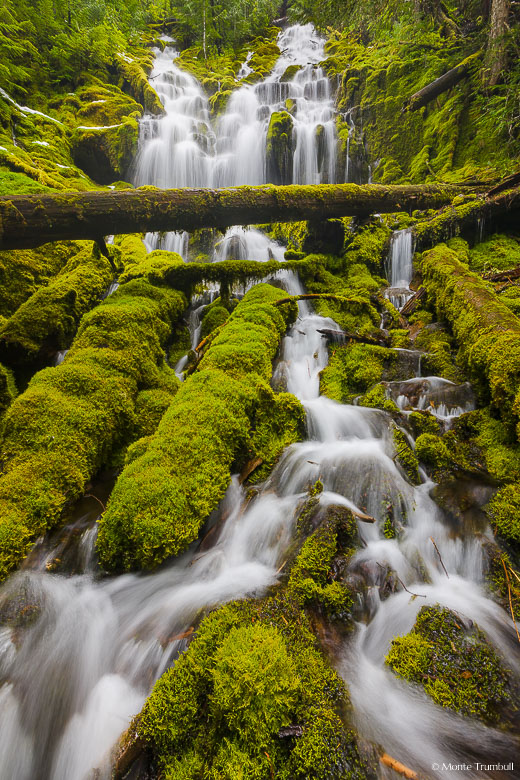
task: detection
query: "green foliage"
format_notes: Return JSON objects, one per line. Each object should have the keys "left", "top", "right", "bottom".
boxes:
{"left": 200, "top": 302, "right": 229, "bottom": 339}
{"left": 139, "top": 594, "right": 367, "bottom": 778}
{"left": 467, "top": 234, "right": 520, "bottom": 274}
{"left": 409, "top": 410, "right": 440, "bottom": 437}
{"left": 386, "top": 605, "right": 510, "bottom": 724}
{"left": 0, "top": 276, "right": 186, "bottom": 580}
{"left": 96, "top": 284, "right": 299, "bottom": 572}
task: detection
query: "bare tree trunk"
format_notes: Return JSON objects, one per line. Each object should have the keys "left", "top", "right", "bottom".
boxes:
{"left": 486, "top": 0, "right": 510, "bottom": 86}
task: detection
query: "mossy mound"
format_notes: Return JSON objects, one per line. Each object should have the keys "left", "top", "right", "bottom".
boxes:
{"left": 487, "top": 486, "right": 520, "bottom": 547}
{"left": 415, "top": 433, "right": 451, "bottom": 471}
{"left": 386, "top": 605, "right": 510, "bottom": 724}
{"left": 0, "top": 278, "right": 186, "bottom": 580}
{"left": 420, "top": 244, "right": 520, "bottom": 437}
{"left": 96, "top": 284, "right": 301, "bottom": 572}
{"left": 0, "top": 243, "right": 116, "bottom": 368}
{"left": 71, "top": 116, "right": 140, "bottom": 184}
{"left": 320, "top": 343, "right": 393, "bottom": 404}
{"left": 115, "top": 52, "right": 164, "bottom": 115}
{"left": 288, "top": 505, "right": 357, "bottom": 620}
{"left": 266, "top": 110, "right": 294, "bottom": 185}
{"left": 0, "top": 362, "right": 16, "bottom": 420}
{"left": 0, "top": 240, "right": 89, "bottom": 318}
{"left": 138, "top": 595, "right": 367, "bottom": 779}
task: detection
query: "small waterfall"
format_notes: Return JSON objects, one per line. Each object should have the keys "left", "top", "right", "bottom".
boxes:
{"left": 386, "top": 228, "right": 414, "bottom": 310}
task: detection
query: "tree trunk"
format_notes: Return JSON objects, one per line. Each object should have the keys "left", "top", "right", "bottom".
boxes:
{"left": 486, "top": 0, "right": 510, "bottom": 86}
{"left": 0, "top": 183, "right": 482, "bottom": 251}
{"left": 405, "top": 52, "right": 481, "bottom": 112}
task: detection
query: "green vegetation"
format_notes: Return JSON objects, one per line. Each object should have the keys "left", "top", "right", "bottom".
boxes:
{"left": 138, "top": 595, "right": 367, "bottom": 778}
{"left": 0, "top": 275, "right": 186, "bottom": 580}
{"left": 288, "top": 505, "right": 357, "bottom": 619}
{"left": 0, "top": 243, "right": 117, "bottom": 367}
{"left": 386, "top": 605, "right": 510, "bottom": 724}
{"left": 393, "top": 427, "right": 420, "bottom": 484}
{"left": 96, "top": 284, "right": 301, "bottom": 572}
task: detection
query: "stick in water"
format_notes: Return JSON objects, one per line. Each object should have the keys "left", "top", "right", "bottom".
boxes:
{"left": 380, "top": 752, "right": 418, "bottom": 779}
{"left": 430, "top": 536, "right": 449, "bottom": 578}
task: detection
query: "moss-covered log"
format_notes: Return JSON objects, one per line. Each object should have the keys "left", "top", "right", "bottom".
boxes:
{"left": 414, "top": 186, "right": 520, "bottom": 249}
{"left": 420, "top": 243, "right": 520, "bottom": 437}
{"left": 0, "top": 274, "right": 186, "bottom": 581}
{"left": 0, "top": 243, "right": 116, "bottom": 368}
{"left": 0, "top": 183, "right": 485, "bottom": 251}
{"left": 404, "top": 51, "right": 482, "bottom": 112}
{"left": 96, "top": 284, "right": 303, "bottom": 572}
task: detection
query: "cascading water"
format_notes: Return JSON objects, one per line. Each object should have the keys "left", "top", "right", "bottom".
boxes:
{"left": 133, "top": 24, "right": 338, "bottom": 260}
{"left": 386, "top": 227, "right": 414, "bottom": 310}
{"left": 1, "top": 23, "right": 518, "bottom": 780}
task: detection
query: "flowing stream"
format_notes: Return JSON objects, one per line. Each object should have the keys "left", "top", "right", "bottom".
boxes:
{"left": 0, "top": 24, "right": 518, "bottom": 780}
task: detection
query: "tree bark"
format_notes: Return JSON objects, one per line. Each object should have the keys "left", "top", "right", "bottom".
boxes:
{"left": 486, "top": 0, "right": 510, "bottom": 86}
{"left": 405, "top": 51, "right": 481, "bottom": 111}
{"left": 0, "top": 183, "right": 481, "bottom": 251}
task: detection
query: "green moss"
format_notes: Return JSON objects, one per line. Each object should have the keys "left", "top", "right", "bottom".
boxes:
{"left": 247, "top": 392, "right": 306, "bottom": 483}
{"left": 114, "top": 233, "right": 148, "bottom": 267}
{"left": 386, "top": 605, "right": 510, "bottom": 724}
{"left": 414, "top": 433, "right": 451, "bottom": 472}
{"left": 420, "top": 244, "right": 520, "bottom": 436}
{"left": 0, "top": 362, "right": 17, "bottom": 419}
{"left": 409, "top": 410, "right": 440, "bottom": 437}
{"left": 0, "top": 241, "right": 89, "bottom": 318}
{"left": 139, "top": 594, "right": 367, "bottom": 779}
{"left": 0, "top": 243, "right": 117, "bottom": 366}
{"left": 487, "top": 485, "right": 520, "bottom": 546}
{"left": 393, "top": 428, "right": 420, "bottom": 484}
{"left": 266, "top": 110, "right": 294, "bottom": 185}
{"left": 200, "top": 303, "right": 229, "bottom": 340}
{"left": 288, "top": 505, "right": 356, "bottom": 620}
{"left": 96, "top": 284, "right": 299, "bottom": 572}
{"left": 71, "top": 116, "right": 140, "bottom": 184}
{"left": 320, "top": 343, "right": 391, "bottom": 403}
{"left": 468, "top": 234, "right": 520, "bottom": 274}
{"left": 0, "top": 278, "right": 186, "bottom": 580}
{"left": 359, "top": 382, "right": 399, "bottom": 414}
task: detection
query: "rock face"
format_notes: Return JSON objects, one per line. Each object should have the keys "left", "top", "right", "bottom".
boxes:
{"left": 71, "top": 118, "right": 140, "bottom": 184}
{"left": 266, "top": 110, "right": 294, "bottom": 185}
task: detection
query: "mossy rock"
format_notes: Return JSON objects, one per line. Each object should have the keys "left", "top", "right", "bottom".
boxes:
{"left": 415, "top": 433, "right": 451, "bottom": 471}
{"left": 137, "top": 595, "right": 368, "bottom": 779}
{"left": 386, "top": 605, "right": 511, "bottom": 724}
{"left": 266, "top": 110, "right": 294, "bottom": 186}
{"left": 71, "top": 117, "right": 139, "bottom": 184}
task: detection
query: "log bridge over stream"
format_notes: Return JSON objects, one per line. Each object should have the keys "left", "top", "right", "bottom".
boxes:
{"left": 0, "top": 182, "right": 519, "bottom": 252}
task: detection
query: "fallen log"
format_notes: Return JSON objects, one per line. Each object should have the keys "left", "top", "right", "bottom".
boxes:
{"left": 482, "top": 266, "right": 520, "bottom": 282}
{"left": 317, "top": 327, "right": 390, "bottom": 346}
{"left": 0, "top": 183, "right": 481, "bottom": 251}
{"left": 404, "top": 51, "right": 481, "bottom": 112}
{"left": 413, "top": 184, "right": 520, "bottom": 250}
{"left": 486, "top": 170, "right": 520, "bottom": 198}
{"left": 400, "top": 287, "right": 426, "bottom": 317}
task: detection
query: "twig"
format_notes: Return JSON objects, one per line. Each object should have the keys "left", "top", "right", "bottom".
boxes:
{"left": 84, "top": 494, "right": 105, "bottom": 512}
{"left": 380, "top": 752, "right": 418, "bottom": 779}
{"left": 430, "top": 536, "right": 449, "bottom": 578}
{"left": 502, "top": 558, "right": 520, "bottom": 643}
{"left": 377, "top": 563, "right": 426, "bottom": 598}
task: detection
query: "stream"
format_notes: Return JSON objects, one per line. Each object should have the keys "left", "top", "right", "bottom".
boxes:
{"left": 0, "top": 23, "right": 518, "bottom": 780}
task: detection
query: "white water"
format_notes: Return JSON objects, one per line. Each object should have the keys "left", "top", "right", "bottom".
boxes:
{"left": 133, "top": 24, "right": 338, "bottom": 258}
{"left": 386, "top": 228, "right": 414, "bottom": 310}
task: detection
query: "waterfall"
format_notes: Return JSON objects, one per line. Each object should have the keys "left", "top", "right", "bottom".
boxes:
{"left": 386, "top": 227, "right": 414, "bottom": 310}
{"left": 1, "top": 23, "right": 518, "bottom": 780}
{"left": 133, "top": 24, "right": 338, "bottom": 258}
